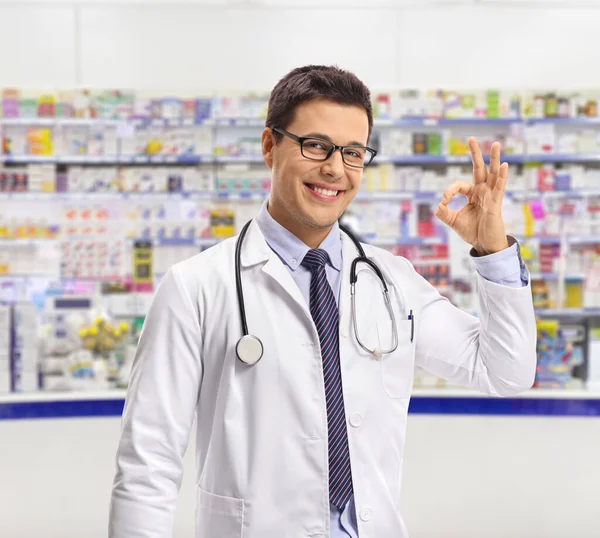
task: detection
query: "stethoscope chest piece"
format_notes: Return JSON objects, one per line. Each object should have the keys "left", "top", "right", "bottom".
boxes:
{"left": 236, "top": 334, "right": 264, "bottom": 365}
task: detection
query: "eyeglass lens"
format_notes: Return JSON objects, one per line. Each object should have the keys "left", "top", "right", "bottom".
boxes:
{"left": 301, "top": 139, "right": 371, "bottom": 167}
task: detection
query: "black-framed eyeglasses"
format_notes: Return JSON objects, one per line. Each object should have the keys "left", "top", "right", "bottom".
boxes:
{"left": 273, "top": 127, "right": 377, "bottom": 168}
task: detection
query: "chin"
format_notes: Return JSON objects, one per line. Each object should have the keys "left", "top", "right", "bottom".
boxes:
{"left": 296, "top": 199, "right": 347, "bottom": 229}
{"left": 305, "top": 212, "right": 342, "bottom": 229}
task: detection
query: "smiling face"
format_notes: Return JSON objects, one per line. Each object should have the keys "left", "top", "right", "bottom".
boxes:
{"left": 262, "top": 98, "right": 369, "bottom": 248}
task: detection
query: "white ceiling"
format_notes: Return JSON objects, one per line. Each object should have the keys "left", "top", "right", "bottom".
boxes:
{"left": 0, "top": 0, "right": 598, "bottom": 6}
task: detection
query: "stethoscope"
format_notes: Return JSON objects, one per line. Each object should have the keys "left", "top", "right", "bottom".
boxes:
{"left": 235, "top": 219, "right": 404, "bottom": 365}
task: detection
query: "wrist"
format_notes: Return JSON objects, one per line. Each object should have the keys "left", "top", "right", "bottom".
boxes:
{"left": 473, "top": 238, "right": 510, "bottom": 257}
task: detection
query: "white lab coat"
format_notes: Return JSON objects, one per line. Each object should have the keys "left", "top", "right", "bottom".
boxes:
{"left": 109, "top": 220, "right": 537, "bottom": 538}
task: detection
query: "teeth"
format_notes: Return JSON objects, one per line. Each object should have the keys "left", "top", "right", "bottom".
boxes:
{"left": 312, "top": 186, "right": 338, "bottom": 197}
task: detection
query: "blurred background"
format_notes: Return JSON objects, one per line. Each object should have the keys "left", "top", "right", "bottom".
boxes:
{"left": 2, "top": 0, "right": 600, "bottom": 536}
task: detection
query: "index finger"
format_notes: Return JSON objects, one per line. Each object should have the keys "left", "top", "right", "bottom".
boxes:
{"left": 468, "top": 137, "right": 487, "bottom": 184}
{"left": 442, "top": 180, "right": 474, "bottom": 203}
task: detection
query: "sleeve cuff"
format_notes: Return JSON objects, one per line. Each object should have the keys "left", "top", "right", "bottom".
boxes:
{"left": 470, "top": 236, "right": 526, "bottom": 284}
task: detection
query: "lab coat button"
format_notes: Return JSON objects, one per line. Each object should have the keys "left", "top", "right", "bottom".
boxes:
{"left": 359, "top": 506, "right": 372, "bottom": 522}
{"left": 349, "top": 413, "right": 363, "bottom": 427}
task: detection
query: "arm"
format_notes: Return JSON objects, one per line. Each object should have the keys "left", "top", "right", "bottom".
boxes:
{"left": 109, "top": 266, "right": 202, "bottom": 537}
{"left": 415, "top": 138, "right": 537, "bottom": 396}
{"left": 409, "top": 254, "right": 536, "bottom": 396}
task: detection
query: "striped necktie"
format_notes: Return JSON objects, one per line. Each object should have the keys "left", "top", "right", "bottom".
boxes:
{"left": 302, "top": 249, "right": 353, "bottom": 509}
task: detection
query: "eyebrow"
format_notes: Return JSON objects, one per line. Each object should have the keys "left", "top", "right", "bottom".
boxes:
{"left": 303, "top": 132, "right": 367, "bottom": 147}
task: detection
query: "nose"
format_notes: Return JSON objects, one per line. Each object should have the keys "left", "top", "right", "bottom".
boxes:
{"left": 320, "top": 148, "right": 345, "bottom": 179}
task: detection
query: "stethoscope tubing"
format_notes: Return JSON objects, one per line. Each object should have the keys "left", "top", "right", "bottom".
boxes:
{"left": 235, "top": 219, "right": 400, "bottom": 364}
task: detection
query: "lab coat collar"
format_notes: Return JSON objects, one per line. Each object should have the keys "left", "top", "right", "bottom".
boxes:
{"left": 239, "top": 219, "right": 273, "bottom": 268}
{"left": 236, "top": 217, "right": 307, "bottom": 315}
{"left": 239, "top": 218, "right": 311, "bottom": 318}
{"left": 254, "top": 200, "right": 309, "bottom": 272}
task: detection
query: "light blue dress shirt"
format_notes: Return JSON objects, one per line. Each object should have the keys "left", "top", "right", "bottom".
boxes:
{"left": 255, "top": 200, "right": 528, "bottom": 537}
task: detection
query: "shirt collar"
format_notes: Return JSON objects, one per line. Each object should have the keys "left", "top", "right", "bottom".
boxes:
{"left": 255, "top": 199, "right": 342, "bottom": 272}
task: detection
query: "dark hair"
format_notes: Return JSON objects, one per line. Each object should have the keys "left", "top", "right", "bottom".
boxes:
{"left": 266, "top": 65, "right": 373, "bottom": 143}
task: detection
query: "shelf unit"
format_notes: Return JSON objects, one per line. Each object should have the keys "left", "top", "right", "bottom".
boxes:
{"left": 3, "top": 112, "right": 600, "bottom": 399}
{"left": 1, "top": 189, "right": 599, "bottom": 201}
{"left": 3, "top": 115, "right": 600, "bottom": 166}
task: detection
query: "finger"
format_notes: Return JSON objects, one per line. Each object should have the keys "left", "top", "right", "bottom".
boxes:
{"left": 468, "top": 137, "right": 487, "bottom": 184}
{"left": 435, "top": 202, "right": 458, "bottom": 227}
{"left": 491, "top": 162, "right": 509, "bottom": 204}
{"left": 441, "top": 180, "right": 474, "bottom": 204}
{"left": 488, "top": 142, "right": 501, "bottom": 184}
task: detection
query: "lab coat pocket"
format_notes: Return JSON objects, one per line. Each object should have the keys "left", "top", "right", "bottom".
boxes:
{"left": 379, "top": 320, "right": 415, "bottom": 399}
{"left": 196, "top": 486, "right": 244, "bottom": 538}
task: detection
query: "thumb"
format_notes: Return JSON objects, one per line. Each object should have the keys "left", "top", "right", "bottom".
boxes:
{"left": 435, "top": 202, "right": 456, "bottom": 227}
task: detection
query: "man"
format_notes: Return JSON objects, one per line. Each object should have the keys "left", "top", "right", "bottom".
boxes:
{"left": 109, "top": 65, "right": 536, "bottom": 538}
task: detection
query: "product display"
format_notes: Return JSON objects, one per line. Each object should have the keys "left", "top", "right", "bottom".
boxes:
{"left": 535, "top": 319, "right": 586, "bottom": 389}
{"left": 37, "top": 294, "right": 144, "bottom": 391}
{"left": 2, "top": 86, "right": 600, "bottom": 394}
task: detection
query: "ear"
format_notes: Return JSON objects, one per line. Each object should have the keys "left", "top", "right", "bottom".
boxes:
{"left": 262, "top": 127, "right": 276, "bottom": 169}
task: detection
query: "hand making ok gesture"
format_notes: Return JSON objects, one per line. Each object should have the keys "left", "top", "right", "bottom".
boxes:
{"left": 435, "top": 137, "right": 510, "bottom": 256}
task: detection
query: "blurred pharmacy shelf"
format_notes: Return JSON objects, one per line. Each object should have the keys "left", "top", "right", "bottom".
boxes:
{"left": 0, "top": 118, "right": 123, "bottom": 127}
{"left": 0, "top": 154, "right": 266, "bottom": 165}
{"left": 0, "top": 190, "right": 267, "bottom": 201}
{"left": 527, "top": 154, "right": 600, "bottom": 164}
{"left": 3, "top": 109, "right": 600, "bottom": 399}
{"left": 6, "top": 233, "right": 591, "bottom": 250}
{"left": 515, "top": 234, "right": 600, "bottom": 245}
{"left": 5, "top": 153, "right": 600, "bottom": 166}
{"left": 5, "top": 115, "right": 600, "bottom": 167}
{"left": 369, "top": 237, "right": 445, "bottom": 246}
{"left": 0, "top": 238, "right": 58, "bottom": 248}
{"left": 380, "top": 155, "right": 526, "bottom": 165}
{"left": 4, "top": 387, "right": 600, "bottom": 420}
{"left": 374, "top": 118, "right": 520, "bottom": 127}
{"left": 0, "top": 235, "right": 443, "bottom": 249}
{"left": 3, "top": 116, "right": 600, "bottom": 128}
{"left": 3, "top": 189, "right": 600, "bottom": 202}
{"left": 525, "top": 118, "right": 600, "bottom": 126}
{"left": 0, "top": 229, "right": 596, "bottom": 251}
{"left": 530, "top": 273, "right": 586, "bottom": 281}
{"left": 535, "top": 308, "right": 600, "bottom": 318}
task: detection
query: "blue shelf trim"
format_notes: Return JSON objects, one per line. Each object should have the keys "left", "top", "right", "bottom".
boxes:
{"left": 213, "top": 118, "right": 265, "bottom": 127}
{"left": 2, "top": 153, "right": 600, "bottom": 166}
{"left": 1, "top": 189, "right": 599, "bottom": 202}
{"left": 3, "top": 395, "right": 600, "bottom": 420}
{"left": 527, "top": 154, "right": 600, "bottom": 164}
{"left": 375, "top": 118, "right": 521, "bottom": 127}
{"left": 409, "top": 397, "right": 600, "bottom": 416}
{"left": 0, "top": 398, "right": 125, "bottom": 420}
{"left": 383, "top": 155, "right": 525, "bottom": 165}
{"left": 0, "top": 154, "right": 268, "bottom": 165}
{"left": 535, "top": 308, "right": 600, "bottom": 317}
{"left": 3, "top": 116, "right": 600, "bottom": 129}
{"left": 525, "top": 118, "right": 600, "bottom": 126}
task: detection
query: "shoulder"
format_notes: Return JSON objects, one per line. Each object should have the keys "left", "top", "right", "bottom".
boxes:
{"left": 167, "top": 236, "right": 237, "bottom": 299}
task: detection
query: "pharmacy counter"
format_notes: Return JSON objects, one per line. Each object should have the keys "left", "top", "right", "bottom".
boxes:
{"left": 2, "top": 388, "right": 600, "bottom": 420}
{"left": 3, "top": 388, "right": 600, "bottom": 538}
